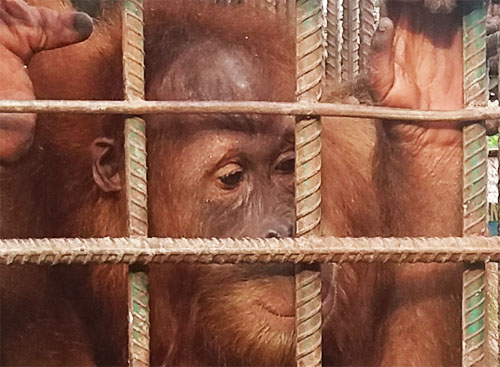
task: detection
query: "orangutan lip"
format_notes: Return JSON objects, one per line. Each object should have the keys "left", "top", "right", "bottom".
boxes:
{"left": 256, "top": 301, "right": 294, "bottom": 318}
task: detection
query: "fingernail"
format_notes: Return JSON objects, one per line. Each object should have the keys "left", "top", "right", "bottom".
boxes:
{"left": 378, "top": 18, "right": 392, "bottom": 33}
{"left": 73, "top": 13, "right": 94, "bottom": 40}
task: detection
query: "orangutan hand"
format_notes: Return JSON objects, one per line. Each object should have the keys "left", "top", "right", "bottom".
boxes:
{"left": 487, "top": 12, "right": 499, "bottom": 79}
{"left": 0, "top": 0, "right": 93, "bottom": 164}
{"left": 369, "top": 6, "right": 463, "bottom": 111}
{"left": 369, "top": 3, "right": 465, "bottom": 147}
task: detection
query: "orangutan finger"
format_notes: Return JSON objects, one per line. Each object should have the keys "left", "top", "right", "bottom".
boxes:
{"left": 487, "top": 31, "right": 500, "bottom": 59}
{"left": 369, "top": 17, "right": 396, "bottom": 102}
{"left": 33, "top": 7, "right": 93, "bottom": 52}
{"left": 489, "top": 52, "right": 498, "bottom": 72}
{"left": 2, "top": 0, "right": 93, "bottom": 53}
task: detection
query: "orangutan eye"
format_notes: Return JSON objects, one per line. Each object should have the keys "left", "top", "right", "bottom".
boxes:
{"left": 216, "top": 163, "right": 244, "bottom": 190}
{"left": 275, "top": 152, "right": 295, "bottom": 174}
{"left": 220, "top": 171, "right": 243, "bottom": 188}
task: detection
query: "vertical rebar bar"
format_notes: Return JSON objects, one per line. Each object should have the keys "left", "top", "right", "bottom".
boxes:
{"left": 122, "top": 0, "right": 149, "bottom": 366}
{"left": 496, "top": 10, "right": 500, "bottom": 359}
{"left": 359, "top": 0, "right": 377, "bottom": 76}
{"left": 295, "top": 1, "right": 323, "bottom": 366}
{"left": 341, "top": 0, "right": 360, "bottom": 82}
{"left": 462, "top": 1, "right": 499, "bottom": 366}
{"left": 326, "top": 0, "right": 342, "bottom": 84}
{"left": 486, "top": 262, "right": 499, "bottom": 363}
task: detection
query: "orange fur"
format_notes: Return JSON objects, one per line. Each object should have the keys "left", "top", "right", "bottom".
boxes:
{"left": 0, "top": 1, "right": 462, "bottom": 366}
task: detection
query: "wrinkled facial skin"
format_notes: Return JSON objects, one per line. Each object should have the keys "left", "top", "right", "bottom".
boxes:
{"left": 147, "top": 37, "right": 296, "bottom": 239}
{"left": 194, "top": 126, "right": 295, "bottom": 238}
{"left": 148, "top": 115, "right": 295, "bottom": 239}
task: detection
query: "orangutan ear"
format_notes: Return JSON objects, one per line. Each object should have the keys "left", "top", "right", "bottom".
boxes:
{"left": 91, "top": 137, "right": 122, "bottom": 192}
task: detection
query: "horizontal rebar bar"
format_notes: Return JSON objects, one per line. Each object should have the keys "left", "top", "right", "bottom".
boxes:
{"left": 1, "top": 100, "right": 500, "bottom": 121}
{"left": 0, "top": 236, "right": 499, "bottom": 265}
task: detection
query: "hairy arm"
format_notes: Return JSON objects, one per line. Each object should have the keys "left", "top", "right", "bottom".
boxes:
{"left": 370, "top": 3, "right": 464, "bottom": 365}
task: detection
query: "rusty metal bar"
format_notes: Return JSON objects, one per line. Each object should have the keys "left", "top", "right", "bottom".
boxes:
{"left": 0, "top": 236, "right": 499, "bottom": 265}
{"left": 486, "top": 262, "right": 499, "bottom": 364}
{"left": 122, "top": 0, "right": 150, "bottom": 366}
{"left": 496, "top": 9, "right": 500, "bottom": 359}
{"left": 462, "top": 0, "right": 499, "bottom": 365}
{"left": 359, "top": 0, "right": 377, "bottom": 76}
{"left": 4, "top": 99, "right": 500, "bottom": 121}
{"left": 295, "top": 0, "right": 324, "bottom": 365}
{"left": 342, "top": 0, "right": 360, "bottom": 82}
{"left": 326, "top": 0, "right": 342, "bottom": 83}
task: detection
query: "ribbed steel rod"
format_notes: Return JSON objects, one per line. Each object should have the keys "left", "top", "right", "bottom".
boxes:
{"left": 295, "top": 0, "right": 324, "bottom": 366}
{"left": 359, "top": 0, "right": 377, "bottom": 75}
{"left": 462, "top": 0, "right": 499, "bottom": 366}
{"left": 2, "top": 99, "right": 500, "bottom": 121}
{"left": 0, "top": 236, "right": 499, "bottom": 265}
{"left": 122, "top": 0, "right": 150, "bottom": 366}
{"left": 326, "top": 0, "right": 342, "bottom": 83}
{"left": 342, "top": 0, "right": 360, "bottom": 82}
{"left": 498, "top": 25, "right": 500, "bottom": 358}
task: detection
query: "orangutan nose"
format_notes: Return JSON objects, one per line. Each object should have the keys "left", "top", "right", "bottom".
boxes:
{"left": 265, "top": 224, "right": 294, "bottom": 238}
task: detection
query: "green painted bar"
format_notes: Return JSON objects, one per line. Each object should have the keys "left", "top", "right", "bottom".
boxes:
{"left": 122, "top": 0, "right": 150, "bottom": 366}
{"left": 462, "top": 1, "right": 498, "bottom": 366}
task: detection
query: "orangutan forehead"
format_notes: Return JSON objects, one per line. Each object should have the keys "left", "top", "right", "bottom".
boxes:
{"left": 148, "top": 113, "right": 294, "bottom": 140}
{"left": 147, "top": 37, "right": 278, "bottom": 102}
{"left": 210, "top": 114, "right": 294, "bottom": 137}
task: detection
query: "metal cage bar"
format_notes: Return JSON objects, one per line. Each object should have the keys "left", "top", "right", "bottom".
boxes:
{"left": 462, "top": 1, "right": 500, "bottom": 365}
{"left": 498, "top": 139, "right": 500, "bottom": 365}
{"left": 1, "top": 99, "right": 500, "bottom": 121}
{"left": 341, "top": 0, "right": 360, "bottom": 82}
{"left": 0, "top": 1, "right": 499, "bottom": 366}
{"left": 497, "top": 11, "right": 500, "bottom": 359}
{"left": 359, "top": 0, "right": 377, "bottom": 76}
{"left": 122, "top": 0, "right": 150, "bottom": 365}
{"left": 0, "top": 236, "right": 498, "bottom": 265}
{"left": 493, "top": 2, "right": 500, "bottom": 356}
{"left": 295, "top": 0, "right": 324, "bottom": 366}
{"left": 326, "top": 0, "right": 342, "bottom": 83}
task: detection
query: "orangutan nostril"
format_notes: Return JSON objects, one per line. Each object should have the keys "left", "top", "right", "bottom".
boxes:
{"left": 266, "top": 229, "right": 281, "bottom": 238}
